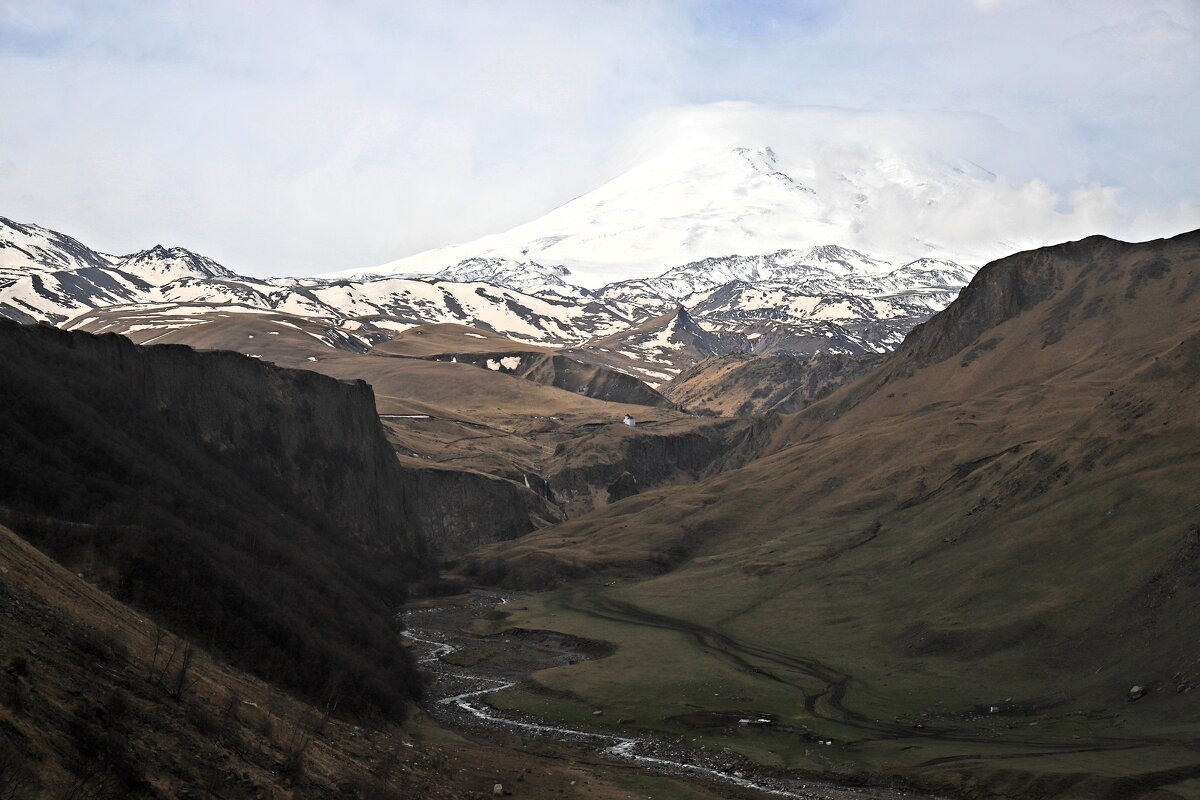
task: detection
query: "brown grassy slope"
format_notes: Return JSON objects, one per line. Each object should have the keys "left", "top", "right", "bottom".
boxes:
{"left": 463, "top": 232, "right": 1200, "bottom": 790}
{"left": 68, "top": 305, "right": 377, "bottom": 362}
{"left": 0, "top": 523, "right": 724, "bottom": 800}
{"left": 661, "top": 352, "right": 885, "bottom": 416}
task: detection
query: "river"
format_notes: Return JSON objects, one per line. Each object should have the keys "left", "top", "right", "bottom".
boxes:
{"left": 404, "top": 591, "right": 933, "bottom": 800}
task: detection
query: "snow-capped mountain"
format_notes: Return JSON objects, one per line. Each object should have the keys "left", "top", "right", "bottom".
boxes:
{"left": 0, "top": 216, "right": 636, "bottom": 341}
{"left": 600, "top": 246, "right": 894, "bottom": 312}
{"left": 117, "top": 245, "right": 241, "bottom": 286}
{"left": 0, "top": 185, "right": 977, "bottom": 384}
{"left": 325, "top": 134, "right": 1006, "bottom": 286}
{"left": 0, "top": 216, "right": 150, "bottom": 323}
{"left": 0, "top": 216, "right": 114, "bottom": 277}
{"left": 0, "top": 153, "right": 984, "bottom": 383}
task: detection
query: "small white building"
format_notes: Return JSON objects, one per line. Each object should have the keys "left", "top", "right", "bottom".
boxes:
{"left": 623, "top": 414, "right": 637, "bottom": 427}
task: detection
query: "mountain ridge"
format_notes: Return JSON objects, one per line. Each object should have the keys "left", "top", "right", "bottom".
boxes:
{"left": 0, "top": 211, "right": 977, "bottom": 384}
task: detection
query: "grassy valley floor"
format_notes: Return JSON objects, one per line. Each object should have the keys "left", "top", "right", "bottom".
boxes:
{"left": 473, "top": 582, "right": 1200, "bottom": 799}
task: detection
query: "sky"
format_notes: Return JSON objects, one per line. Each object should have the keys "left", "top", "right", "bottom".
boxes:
{"left": 0, "top": 0, "right": 1196, "bottom": 278}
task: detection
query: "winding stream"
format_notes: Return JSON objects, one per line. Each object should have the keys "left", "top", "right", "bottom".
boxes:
{"left": 405, "top": 592, "right": 930, "bottom": 800}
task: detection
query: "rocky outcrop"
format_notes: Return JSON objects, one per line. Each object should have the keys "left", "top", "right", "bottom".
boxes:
{"left": 886, "top": 236, "right": 1102, "bottom": 368}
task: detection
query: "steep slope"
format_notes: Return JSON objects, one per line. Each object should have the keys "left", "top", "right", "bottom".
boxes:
{"left": 0, "top": 215, "right": 114, "bottom": 275}
{"left": 662, "top": 351, "right": 885, "bottom": 416}
{"left": 0, "top": 320, "right": 432, "bottom": 718}
{"left": 463, "top": 230, "right": 1200, "bottom": 796}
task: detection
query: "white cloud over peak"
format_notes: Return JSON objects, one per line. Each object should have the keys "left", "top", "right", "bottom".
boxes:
{"left": 0, "top": 1, "right": 1195, "bottom": 277}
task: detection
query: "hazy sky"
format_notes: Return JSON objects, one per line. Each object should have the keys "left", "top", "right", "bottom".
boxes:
{"left": 0, "top": 0, "right": 1196, "bottom": 277}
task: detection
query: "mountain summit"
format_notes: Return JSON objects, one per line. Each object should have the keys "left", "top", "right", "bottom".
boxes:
{"left": 327, "top": 137, "right": 1008, "bottom": 286}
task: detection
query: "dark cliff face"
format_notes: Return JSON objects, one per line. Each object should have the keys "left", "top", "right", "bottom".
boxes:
{"left": 1, "top": 320, "right": 418, "bottom": 552}
{"left": 513, "top": 352, "right": 673, "bottom": 407}
{"left": 0, "top": 319, "right": 429, "bottom": 718}
{"left": 399, "top": 466, "right": 563, "bottom": 554}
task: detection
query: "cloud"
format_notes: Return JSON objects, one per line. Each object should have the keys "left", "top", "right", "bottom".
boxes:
{"left": 0, "top": 0, "right": 1195, "bottom": 277}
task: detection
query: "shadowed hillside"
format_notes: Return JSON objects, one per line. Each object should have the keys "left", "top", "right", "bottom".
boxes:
{"left": 0, "top": 320, "right": 430, "bottom": 719}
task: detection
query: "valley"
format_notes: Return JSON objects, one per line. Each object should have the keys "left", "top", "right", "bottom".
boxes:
{"left": 3, "top": 4, "right": 1196, "bottom": 798}
{"left": 5, "top": 225, "right": 1200, "bottom": 798}
{"left": 407, "top": 591, "right": 930, "bottom": 800}
{"left": 459, "top": 231, "right": 1200, "bottom": 796}
{"left": 2, "top": 145, "right": 1198, "bottom": 800}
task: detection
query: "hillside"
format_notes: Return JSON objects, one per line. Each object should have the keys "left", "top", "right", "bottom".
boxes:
{"left": 0, "top": 320, "right": 436, "bottom": 718}
{"left": 461, "top": 231, "right": 1200, "bottom": 796}
{"left": 662, "top": 351, "right": 885, "bottom": 416}
{"left": 0, "top": 521, "right": 738, "bottom": 800}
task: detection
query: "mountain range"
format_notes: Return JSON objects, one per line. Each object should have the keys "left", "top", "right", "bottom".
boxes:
{"left": 0, "top": 221, "right": 972, "bottom": 389}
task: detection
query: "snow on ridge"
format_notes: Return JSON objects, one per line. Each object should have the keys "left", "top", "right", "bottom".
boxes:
{"left": 2, "top": 129, "right": 986, "bottom": 369}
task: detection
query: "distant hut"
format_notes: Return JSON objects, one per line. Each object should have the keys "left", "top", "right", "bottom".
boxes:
{"left": 623, "top": 414, "right": 637, "bottom": 427}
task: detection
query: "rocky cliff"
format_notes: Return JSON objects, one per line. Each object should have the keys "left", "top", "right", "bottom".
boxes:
{"left": 0, "top": 319, "right": 432, "bottom": 717}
